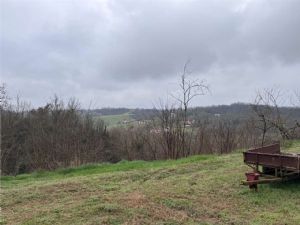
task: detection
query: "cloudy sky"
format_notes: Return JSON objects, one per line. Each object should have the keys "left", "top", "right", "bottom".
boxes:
{"left": 1, "top": 0, "right": 300, "bottom": 108}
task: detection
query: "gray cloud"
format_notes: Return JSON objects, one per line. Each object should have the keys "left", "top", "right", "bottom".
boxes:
{"left": 1, "top": 0, "right": 300, "bottom": 108}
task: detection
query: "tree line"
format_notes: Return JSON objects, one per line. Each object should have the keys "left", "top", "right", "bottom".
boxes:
{"left": 1, "top": 83, "right": 299, "bottom": 175}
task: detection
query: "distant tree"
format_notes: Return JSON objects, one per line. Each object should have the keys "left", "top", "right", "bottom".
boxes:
{"left": 293, "top": 90, "right": 300, "bottom": 130}
{"left": 0, "top": 83, "right": 9, "bottom": 110}
{"left": 293, "top": 90, "right": 300, "bottom": 107}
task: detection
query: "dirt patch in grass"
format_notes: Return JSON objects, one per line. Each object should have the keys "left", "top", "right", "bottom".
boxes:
{"left": 119, "top": 191, "right": 189, "bottom": 224}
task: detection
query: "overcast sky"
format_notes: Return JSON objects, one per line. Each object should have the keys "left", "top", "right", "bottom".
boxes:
{"left": 1, "top": 0, "right": 300, "bottom": 108}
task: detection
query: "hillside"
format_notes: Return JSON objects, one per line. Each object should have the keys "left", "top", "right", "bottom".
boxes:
{"left": 95, "top": 112, "right": 135, "bottom": 127}
{"left": 1, "top": 141, "right": 300, "bottom": 225}
{"left": 87, "top": 103, "right": 300, "bottom": 127}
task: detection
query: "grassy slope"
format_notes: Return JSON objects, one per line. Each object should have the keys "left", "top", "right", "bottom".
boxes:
{"left": 1, "top": 141, "right": 300, "bottom": 225}
{"left": 96, "top": 112, "right": 135, "bottom": 127}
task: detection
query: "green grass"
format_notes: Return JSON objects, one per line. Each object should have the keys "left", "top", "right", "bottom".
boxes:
{"left": 0, "top": 155, "right": 212, "bottom": 189}
{"left": 283, "top": 139, "right": 300, "bottom": 152}
{"left": 1, "top": 141, "right": 300, "bottom": 225}
{"left": 95, "top": 112, "right": 135, "bottom": 127}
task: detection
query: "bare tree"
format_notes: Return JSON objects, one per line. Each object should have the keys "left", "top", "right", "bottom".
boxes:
{"left": 155, "top": 101, "right": 180, "bottom": 159}
{"left": 252, "top": 88, "right": 300, "bottom": 144}
{"left": 292, "top": 90, "right": 300, "bottom": 130}
{"left": 0, "top": 83, "right": 9, "bottom": 110}
{"left": 252, "top": 90, "right": 275, "bottom": 146}
{"left": 1, "top": 95, "right": 110, "bottom": 175}
{"left": 171, "top": 61, "right": 209, "bottom": 156}
{"left": 291, "top": 90, "right": 300, "bottom": 108}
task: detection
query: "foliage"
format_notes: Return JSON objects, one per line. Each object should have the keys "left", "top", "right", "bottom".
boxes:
{"left": 1, "top": 96, "right": 112, "bottom": 175}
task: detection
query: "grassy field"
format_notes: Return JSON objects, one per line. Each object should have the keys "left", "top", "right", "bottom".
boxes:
{"left": 1, "top": 141, "right": 300, "bottom": 225}
{"left": 95, "top": 112, "right": 135, "bottom": 127}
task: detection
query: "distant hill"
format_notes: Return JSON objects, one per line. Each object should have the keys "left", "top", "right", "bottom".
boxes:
{"left": 91, "top": 108, "right": 132, "bottom": 116}
{"left": 84, "top": 103, "right": 300, "bottom": 125}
